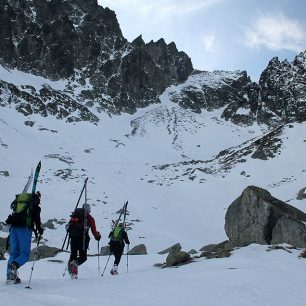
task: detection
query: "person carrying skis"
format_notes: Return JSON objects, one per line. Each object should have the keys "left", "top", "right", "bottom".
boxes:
{"left": 67, "top": 203, "right": 101, "bottom": 278}
{"left": 5, "top": 191, "right": 44, "bottom": 284}
{"left": 108, "top": 222, "right": 130, "bottom": 275}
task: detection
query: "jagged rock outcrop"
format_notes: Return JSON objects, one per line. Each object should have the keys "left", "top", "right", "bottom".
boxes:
{"left": 0, "top": 0, "right": 193, "bottom": 118}
{"left": 170, "top": 70, "right": 260, "bottom": 125}
{"left": 0, "top": 79, "right": 99, "bottom": 123}
{"left": 0, "top": 0, "right": 305, "bottom": 127}
{"left": 225, "top": 186, "right": 306, "bottom": 247}
{"left": 297, "top": 187, "right": 306, "bottom": 200}
{"left": 259, "top": 53, "right": 306, "bottom": 125}
{"left": 221, "top": 52, "right": 306, "bottom": 126}
{"left": 170, "top": 52, "right": 306, "bottom": 127}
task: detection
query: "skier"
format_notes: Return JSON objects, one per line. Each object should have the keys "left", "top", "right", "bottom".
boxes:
{"left": 108, "top": 222, "right": 130, "bottom": 275}
{"left": 5, "top": 191, "right": 44, "bottom": 284}
{"left": 67, "top": 203, "right": 101, "bottom": 278}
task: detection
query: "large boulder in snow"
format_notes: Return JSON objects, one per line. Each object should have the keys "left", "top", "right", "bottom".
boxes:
{"left": 158, "top": 243, "right": 182, "bottom": 254}
{"left": 29, "top": 245, "right": 61, "bottom": 261}
{"left": 127, "top": 244, "right": 147, "bottom": 255}
{"left": 225, "top": 186, "right": 306, "bottom": 247}
{"left": 297, "top": 187, "right": 306, "bottom": 200}
{"left": 100, "top": 245, "right": 111, "bottom": 256}
{"left": 165, "top": 249, "right": 190, "bottom": 267}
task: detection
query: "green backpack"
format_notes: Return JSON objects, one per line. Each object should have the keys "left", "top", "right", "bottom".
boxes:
{"left": 111, "top": 225, "right": 123, "bottom": 242}
{"left": 11, "top": 193, "right": 33, "bottom": 227}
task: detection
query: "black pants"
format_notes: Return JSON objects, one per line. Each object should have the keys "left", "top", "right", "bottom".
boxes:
{"left": 109, "top": 241, "right": 124, "bottom": 266}
{"left": 69, "top": 235, "right": 90, "bottom": 266}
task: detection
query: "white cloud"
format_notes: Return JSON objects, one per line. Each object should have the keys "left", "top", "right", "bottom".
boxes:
{"left": 245, "top": 13, "right": 306, "bottom": 52}
{"left": 202, "top": 34, "right": 215, "bottom": 52}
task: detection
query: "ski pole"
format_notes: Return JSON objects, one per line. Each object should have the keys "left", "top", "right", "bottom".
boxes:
{"left": 25, "top": 235, "right": 41, "bottom": 289}
{"left": 62, "top": 263, "right": 69, "bottom": 278}
{"left": 101, "top": 253, "right": 111, "bottom": 276}
{"left": 126, "top": 244, "right": 129, "bottom": 273}
{"left": 97, "top": 241, "right": 100, "bottom": 276}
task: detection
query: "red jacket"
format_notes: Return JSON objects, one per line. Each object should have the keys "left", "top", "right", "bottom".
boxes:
{"left": 87, "top": 214, "right": 101, "bottom": 239}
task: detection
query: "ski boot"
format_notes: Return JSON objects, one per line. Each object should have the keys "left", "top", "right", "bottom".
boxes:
{"left": 6, "top": 262, "right": 20, "bottom": 285}
{"left": 110, "top": 264, "right": 118, "bottom": 275}
{"left": 68, "top": 260, "right": 78, "bottom": 279}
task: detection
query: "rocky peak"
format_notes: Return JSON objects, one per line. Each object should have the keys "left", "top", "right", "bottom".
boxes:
{"left": 0, "top": 0, "right": 193, "bottom": 118}
{"left": 293, "top": 51, "right": 306, "bottom": 70}
{"left": 259, "top": 51, "right": 306, "bottom": 125}
{"left": 0, "top": 0, "right": 305, "bottom": 127}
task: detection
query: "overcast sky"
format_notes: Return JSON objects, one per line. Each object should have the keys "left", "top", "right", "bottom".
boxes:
{"left": 98, "top": 0, "right": 306, "bottom": 82}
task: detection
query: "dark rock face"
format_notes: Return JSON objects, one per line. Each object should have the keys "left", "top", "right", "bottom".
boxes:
{"left": 259, "top": 53, "right": 306, "bottom": 125}
{"left": 170, "top": 70, "right": 260, "bottom": 120}
{"left": 0, "top": 0, "right": 124, "bottom": 79}
{"left": 225, "top": 186, "right": 306, "bottom": 247}
{"left": 0, "top": 0, "right": 193, "bottom": 117}
{"left": 0, "top": 0, "right": 305, "bottom": 127}
{"left": 0, "top": 80, "right": 99, "bottom": 123}
{"left": 170, "top": 54, "right": 306, "bottom": 127}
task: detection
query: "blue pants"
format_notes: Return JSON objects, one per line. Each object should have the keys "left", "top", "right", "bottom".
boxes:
{"left": 7, "top": 227, "right": 32, "bottom": 275}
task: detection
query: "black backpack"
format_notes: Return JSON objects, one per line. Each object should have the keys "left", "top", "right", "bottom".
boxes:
{"left": 67, "top": 208, "right": 86, "bottom": 237}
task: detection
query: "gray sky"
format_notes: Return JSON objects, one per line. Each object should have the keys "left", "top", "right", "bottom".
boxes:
{"left": 98, "top": 0, "right": 306, "bottom": 81}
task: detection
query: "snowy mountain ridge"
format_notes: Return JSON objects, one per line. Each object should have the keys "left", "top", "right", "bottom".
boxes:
{"left": 1, "top": 0, "right": 306, "bottom": 126}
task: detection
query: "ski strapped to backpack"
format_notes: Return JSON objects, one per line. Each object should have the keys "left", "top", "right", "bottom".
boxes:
{"left": 7, "top": 162, "right": 42, "bottom": 228}
{"left": 110, "top": 201, "right": 128, "bottom": 242}
{"left": 22, "top": 168, "right": 33, "bottom": 193}
{"left": 112, "top": 201, "right": 128, "bottom": 228}
{"left": 32, "top": 161, "right": 41, "bottom": 194}
{"left": 61, "top": 177, "right": 88, "bottom": 251}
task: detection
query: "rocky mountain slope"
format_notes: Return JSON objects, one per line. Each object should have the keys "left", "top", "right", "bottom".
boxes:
{"left": 0, "top": 0, "right": 305, "bottom": 127}
{"left": 0, "top": 0, "right": 192, "bottom": 115}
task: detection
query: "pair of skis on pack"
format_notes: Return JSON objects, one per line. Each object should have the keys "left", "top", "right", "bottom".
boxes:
{"left": 112, "top": 201, "right": 128, "bottom": 228}
{"left": 23, "top": 161, "right": 41, "bottom": 194}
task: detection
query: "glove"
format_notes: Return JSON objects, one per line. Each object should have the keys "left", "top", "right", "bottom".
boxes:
{"left": 37, "top": 227, "right": 44, "bottom": 236}
{"left": 95, "top": 232, "right": 101, "bottom": 241}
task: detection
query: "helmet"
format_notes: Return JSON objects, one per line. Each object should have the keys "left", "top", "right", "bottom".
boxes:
{"left": 83, "top": 203, "right": 91, "bottom": 214}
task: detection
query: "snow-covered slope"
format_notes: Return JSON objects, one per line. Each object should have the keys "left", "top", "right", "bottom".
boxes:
{"left": 1, "top": 67, "right": 306, "bottom": 305}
